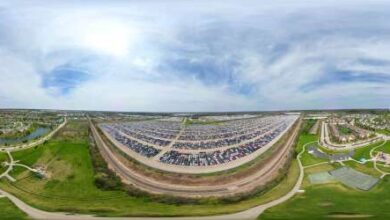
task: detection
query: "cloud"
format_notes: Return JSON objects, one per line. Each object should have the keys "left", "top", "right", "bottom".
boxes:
{"left": 0, "top": 0, "right": 389, "bottom": 111}
{"left": 42, "top": 65, "right": 91, "bottom": 95}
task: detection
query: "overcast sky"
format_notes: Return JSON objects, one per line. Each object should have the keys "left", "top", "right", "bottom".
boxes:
{"left": 0, "top": 0, "right": 389, "bottom": 112}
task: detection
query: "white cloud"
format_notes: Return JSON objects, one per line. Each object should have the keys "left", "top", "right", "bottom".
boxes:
{"left": 0, "top": 0, "right": 389, "bottom": 111}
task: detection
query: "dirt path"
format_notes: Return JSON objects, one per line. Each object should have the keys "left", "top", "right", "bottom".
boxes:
{"left": 369, "top": 140, "right": 390, "bottom": 178}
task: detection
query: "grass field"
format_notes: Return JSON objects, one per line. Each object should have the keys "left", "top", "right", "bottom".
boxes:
{"left": 0, "top": 152, "right": 7, "bottom": 174}
{"left": 294, "top": 127, "right": 328, "bottom": 167}
{"left": 337, "top": 126, "right": 353, "bottom": 135}
{"left": 377, "top": 129, "right": 390, "bottom": 136}
{"left": 0, "top": 119, "right": 302, "bottom": 217}
{"left": 0, "top": 198, "right": 29, "bottom": 219}
{"left": 376, "top": 141, "right": 390, "bottom": 154}
{"left": 259, "top": 174, "right": 390, "bottom": 220}
{"left": 259, "top": 139, "right": 390, "bottom": 219}
{"left": 343, "top": 161, "right": 382, "bottom": 177}
{"left": 351, "top": 140, "right": 387, "bottom": 161}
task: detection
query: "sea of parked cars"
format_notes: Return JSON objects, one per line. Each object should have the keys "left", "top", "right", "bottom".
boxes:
{"left": 99, "top": 114, "right": 298, "bottom": 167}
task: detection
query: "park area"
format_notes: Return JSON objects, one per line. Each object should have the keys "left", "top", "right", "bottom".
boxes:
{"left": 259, "top": 120, "right": 390, "bottom": 219}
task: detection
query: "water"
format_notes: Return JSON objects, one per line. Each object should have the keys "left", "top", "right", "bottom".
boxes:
{"left": 0, "top": 127, "right": 51, "bottom": 146}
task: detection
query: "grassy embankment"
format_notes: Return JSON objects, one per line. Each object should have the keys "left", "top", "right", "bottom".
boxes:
{"left": 0, "top": 119, "right": 302, "bottom": 217}
{"left": 0, "top": 198, "right": 29, "bottom": 219}
{"left": 337, "top": 126, "right": 353, "bottom": 135}
{"left": 0, "top": 152, "right": 8, "bottom": 174}
{"left": 296, "top": 119, "right": 328, "bottom": 167}
{"left": 260, "top": 173, "right": 390, "bottom": 219}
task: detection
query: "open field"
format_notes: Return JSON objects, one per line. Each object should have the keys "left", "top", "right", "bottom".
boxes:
{"left": 294, "top": 122, "right": 327, "bottom": 167}
{"left": 338, "top": 126, "right": 353, "bottom": 135}
{"left": 0, "top": 197, "right": 29, "bottom": 219}
{"left": 259, "top": 128, "right": 390, "bottom": 219}
{"left": 351, "top": 140, "right": 387, "bottom": 161}
{"left": 260, "top": 174, "right": 390, "bottom": 219}
{"left": 0, "top": 152, "right": 7, "bottom": 174}
{"left": 377, "top": 141, "right": 390, "bottom": 154}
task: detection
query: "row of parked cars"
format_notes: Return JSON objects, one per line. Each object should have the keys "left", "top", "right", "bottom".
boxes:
{"left": 100, "top": 115, "right": 298, "bottom": 167}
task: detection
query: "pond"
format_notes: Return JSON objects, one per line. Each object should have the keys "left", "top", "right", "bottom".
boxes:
{"left": 0, "top": 127, "right": 51, "bottom": 146}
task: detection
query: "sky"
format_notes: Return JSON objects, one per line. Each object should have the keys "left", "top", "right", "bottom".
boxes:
{"left": 0, "top": 0, "right": 389, "bottom": 112}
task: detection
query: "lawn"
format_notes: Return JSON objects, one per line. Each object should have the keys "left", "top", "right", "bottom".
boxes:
{"left": 376, "top": 141, "right": 390, "bottom": 154}
{"left": 0, "top": 152, "right": 8, "bottom": 174}
{"left": 352, "top": 140, "right": 388, "bottom": 161}
{"left": 343, "top": 161, "right": 382, "bottom": 178}
{"left": 337, "top": 125, "right": 353, "bottom": 135}
{"left": 0, "top": 120, "right": 302, "bottom": 217}
{"left": 294, "top": 128, "right": 327, "bottom": 167}
{"left": 260, "top": 174, "right": 390, "bottom": 220}
{"left": 0, "top": 198, "right": 29, "bottom": 219}
{"left": 377, "top": 129, "right": 390, "bottom": 136}
{"left": 259, "top": 143, "right": 390, "bottom": 219}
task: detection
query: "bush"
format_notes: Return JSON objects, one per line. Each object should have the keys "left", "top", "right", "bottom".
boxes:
{"left": 88, "top": 129, "right": 123, "bottom": 191}
{"left": 94, "top": 172, "right": 122, "bottom": 190}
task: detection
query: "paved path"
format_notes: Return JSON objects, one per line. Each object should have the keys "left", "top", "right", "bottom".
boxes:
{"left": 1, "top": 150, "right": 43, "bottom": 182}
{"left": 152, "top": 123, "right": 185, "bottom": 159}
{"left": 0, "top": 151, "right": 15, "bottom": 182}
{"left": 369, "top": 140, "right": 390, "bottom": 178}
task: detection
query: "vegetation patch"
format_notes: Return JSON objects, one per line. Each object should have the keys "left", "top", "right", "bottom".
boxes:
{"left": 0, "top": 198, "right": 29, "bottom": 219}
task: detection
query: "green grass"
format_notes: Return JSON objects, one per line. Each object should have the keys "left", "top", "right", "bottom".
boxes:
{"left": 259, "top": 177, "right": 390, "bottom": 220}
{"left": 294, "top": 129, "right": 327, "bottom": 167}
{"left": 376, "top": 164, "right": 390, "bottom": 173}
{"left": 259, "top": 139, "right": 390, "bottom": 219}
{"left": 352, "top": 140, "right": 387, "bottom": 161}
{"left": 0, "top": 198, "right": 29, "bottom": 219}
{"left": 337, "top": 126, "right": 353, "bottom": 135}
{"left": 261, "top": 160, "right": 389, "bottom": 219}
{"left": 376, "top": 141, "right": 390, "bottom": 154}
{"left": 0, "top": 152, "right": 8, "bottom": 174}
{"left": 183, "top": 118, "right": 224, "bottom": 126}
{"left": 300, "top": 143, "right": 329, "bottom": 167}
{"left": 0, "top": 120, "right": 302, "bottom": 217}
{"left": 377, "top": 129, "right": 390, "bottom": 136}
{"left": 343, "top": 161, "right": 382, "bottom": 178}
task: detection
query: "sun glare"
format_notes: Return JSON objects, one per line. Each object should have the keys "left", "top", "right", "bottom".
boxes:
{"left": 81, "top": 21, "right": 136, "bottom": 57}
